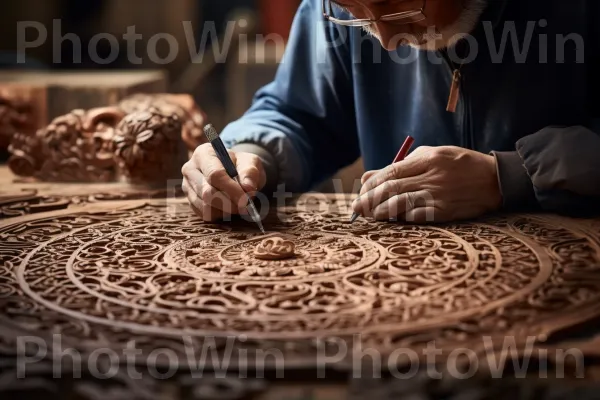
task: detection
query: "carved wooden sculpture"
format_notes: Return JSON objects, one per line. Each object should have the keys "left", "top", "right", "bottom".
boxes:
{"left": 0, "top": 89, "right": 37, "bottom": 152}
{"left": 113, "top": 108, "right": 187, "bottom": 184}
{"left": 118, "top": 93, "right": 207, "bottom": 150}
{"left": 7, "top": 94, "right": 207, "bottom": 183}
{"left": 8, "top": 107, "right": 123, "bottom": 182}
{"left": 1, "top": 194, "right": 599, "bottom": 376}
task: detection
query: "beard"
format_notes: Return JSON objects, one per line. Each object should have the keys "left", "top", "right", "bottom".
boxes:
{"left": 363, "top": 0, "right": 488, "bottom": 51}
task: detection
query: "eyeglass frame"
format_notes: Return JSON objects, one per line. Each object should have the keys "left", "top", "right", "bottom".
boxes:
{"left": 322, "top": 0, "right": 427, "bottom": 27}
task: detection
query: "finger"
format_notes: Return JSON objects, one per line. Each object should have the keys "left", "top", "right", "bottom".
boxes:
{"left": 200, "top": 182, "right": 246, "bottom": 215}
{"left": 193, "top": 144, "right": 247, "bottom": 207}
{"left": 402, "top": 207, "right": 437, "bottom": 224}
{"left": 189, "top": 200, "right": 203, "bottom": 218}
{"left": 235, "top": 152, "right": 266, "bottom": 194}
{"left": 360, "top": 157, "right": 428, "bottom": 197}
{"left": 202, "top": 200, "right": 230, "bottom": 222}
{"left": 186, "top": 180, "right": 204, "bottom": 211}
{"left": 184, "top": 161, "right": 244, "bottom": 215}
{"left": 182, "top": 177, "right": 189, "bottom": 195}
{"left": 361, "top": 170, "right": 379, "bottom": 184}
{"left": 372, "top": 190, "right": 431, "bottom": 221}
{"left": 404, "top": 145, "right": 432, "bottom": 159}
{"left": 353, "top": 177, "right": 422, "bottom": 218}
{"left": 360, "top": 146, "right": 432, "bottom": 185}
{"left": 188, "top": 185, "right": 229, "bottom": 222}
{"left": 182, "top": 162, "right": 206, "bottom": 196}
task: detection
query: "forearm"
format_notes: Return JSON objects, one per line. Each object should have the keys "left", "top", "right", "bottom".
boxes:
{"left": 220, "top": 0, "right": 359, "bottom": 194}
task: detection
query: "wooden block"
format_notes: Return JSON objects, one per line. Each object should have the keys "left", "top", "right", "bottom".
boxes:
{"left": 0, "top": 70, "right": 168, "bottom": 150}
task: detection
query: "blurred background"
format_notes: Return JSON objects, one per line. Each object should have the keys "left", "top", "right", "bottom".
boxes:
{"left": 0, "top": 0, "right": 363, "bottom": 190}
{"left": 1, "top": 0, "right": 298, "bottom": 128}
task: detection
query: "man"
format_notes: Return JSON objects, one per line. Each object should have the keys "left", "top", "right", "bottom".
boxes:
{"left": 182, "top": 0, "right": 600, "bottom": 223}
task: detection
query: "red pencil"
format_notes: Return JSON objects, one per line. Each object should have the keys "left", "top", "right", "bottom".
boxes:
{"left": 393, "top": 136, "right": 415, "bottom": 163}
{"left": 349, "top": 136, "right": 415, "bottom": 223}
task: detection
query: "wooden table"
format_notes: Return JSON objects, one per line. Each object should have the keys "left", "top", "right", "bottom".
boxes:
{"left": 1, "top": 166, "right": 600, "bottom": 399}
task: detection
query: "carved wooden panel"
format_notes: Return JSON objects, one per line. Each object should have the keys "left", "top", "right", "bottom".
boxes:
{"left": 6, "top": 93, "right": 206, "bottom": 184}
{"left": 1, "top": 194, "right": 600, "bottom": 374}
{"left": 0, "top": 87, "right": 40, "bottom": 152}
{"left": 0, "top": 187, "right": 182, "bottom": 219}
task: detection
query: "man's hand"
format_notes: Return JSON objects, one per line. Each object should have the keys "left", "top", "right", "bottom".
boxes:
{"left": 182, "top": 143, "right": 267, "bottom": 221}
{"left": 352, "top": 146, "right": 502, "bottom": 223}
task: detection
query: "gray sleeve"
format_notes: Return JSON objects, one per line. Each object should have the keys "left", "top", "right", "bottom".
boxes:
{"left": 492, "top": 126, "right": 600, "bottom": 215}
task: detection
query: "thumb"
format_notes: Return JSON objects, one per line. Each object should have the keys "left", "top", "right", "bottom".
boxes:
{"left": 235, "top": 152, "right": 265, "bottom": 194}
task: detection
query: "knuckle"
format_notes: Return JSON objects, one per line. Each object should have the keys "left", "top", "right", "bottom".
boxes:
{"left": 199, "top": 143, "right": 213, "bottom": 154}
{"left": 382, "top": 180, "right": 399, "bottom": 196}
{"left": 405, "top": 192, "right": 416, "bottom": 211}
{"left": 205, "top": 168, "right": 227, "bottom": 185}
{"left": 383, "top": 165, "right": 398, "bottom": 182}
{"left": 193, "top": 143, "right": 211, "bottom": 161}
{"left": 412, "top": 145, "right": 430, "bottom": 155}
{"left": 245, "top": 153, "right": 260, "bottom": 164}
{"left": 200, "top": 184, "right": 214, "bottom": 202}
{"left": 427, "top": 148, "right": 447, "bottom": 165}
{"left": 181, "top": 162, "right": 193, "bottom": 176}
{"left": 240, "top": 165, "right": 259, "bottom": 177}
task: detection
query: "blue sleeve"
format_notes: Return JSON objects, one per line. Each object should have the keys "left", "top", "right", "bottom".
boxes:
{"left": 220, "top": 0, "right": 360, "bottom": 192}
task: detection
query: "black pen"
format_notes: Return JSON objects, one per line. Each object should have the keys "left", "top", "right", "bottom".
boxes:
{"left": 204, "top": 124, "right": 265, "bottom": 234}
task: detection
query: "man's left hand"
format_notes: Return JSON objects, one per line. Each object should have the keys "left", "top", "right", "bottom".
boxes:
{"left": 351, "top": 146, "right": 503, "bottom": 223}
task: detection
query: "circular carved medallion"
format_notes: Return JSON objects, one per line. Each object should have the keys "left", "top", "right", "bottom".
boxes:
{"left": 1, "top": 197, "right": 600, "bottom": 369}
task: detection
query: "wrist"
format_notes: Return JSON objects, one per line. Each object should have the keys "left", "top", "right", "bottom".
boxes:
{"left": 485, "top": 154, "right": 503, "bottom": 211}
{"left": 491, "top": 151, "right": 538, "bottom": 211}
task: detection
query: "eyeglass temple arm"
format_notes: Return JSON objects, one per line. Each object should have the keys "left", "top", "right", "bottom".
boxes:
{"left": 323, "top": 0, "right": 427, "bottom": 22}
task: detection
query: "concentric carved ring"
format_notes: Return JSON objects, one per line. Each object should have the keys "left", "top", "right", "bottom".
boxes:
{"left": 2, "top": 198, "right": 600, "bottom": 363}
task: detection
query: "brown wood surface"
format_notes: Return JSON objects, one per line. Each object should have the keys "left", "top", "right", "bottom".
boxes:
{"left": 1, "top": 171, "right": 600, "bottom": 397}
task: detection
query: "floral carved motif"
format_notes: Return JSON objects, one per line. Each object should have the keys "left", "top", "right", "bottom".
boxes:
{"left": 0, "top": 195, "right": 599, "bottom": 372}
{"left": 254, "top": 236, "right": 296, "bottom": 260}
{"left": 7, "top": 93, "right": 207, "bottom": 183}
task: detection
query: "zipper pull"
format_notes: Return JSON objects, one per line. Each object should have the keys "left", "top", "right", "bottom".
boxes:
{"left": 446, "top": 69, "right": 461, "bottom": 113}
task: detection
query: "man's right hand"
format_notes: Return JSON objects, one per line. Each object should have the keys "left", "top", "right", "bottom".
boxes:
{"left": 182, "top": 143, "right": 266, "bottom": 222}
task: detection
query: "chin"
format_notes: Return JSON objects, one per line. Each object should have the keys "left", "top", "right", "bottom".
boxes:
{"left": 365, "top": 26, "right": 458, "bottom": 52}
{"left": 378, "top": 35, "right": 449, "bottom": 52}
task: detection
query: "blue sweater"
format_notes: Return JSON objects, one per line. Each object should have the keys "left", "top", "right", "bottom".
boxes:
{"left": 221, "top": 0, "right": 600, "bottom": 214}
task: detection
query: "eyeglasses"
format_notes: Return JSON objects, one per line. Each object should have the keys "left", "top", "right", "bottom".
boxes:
{"left": 322, "top": 0, "right": 427, "bottom": 27}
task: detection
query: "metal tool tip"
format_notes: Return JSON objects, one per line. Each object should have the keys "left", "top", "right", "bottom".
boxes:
{"left": 349, "top": 213, "right": 360, "bottom": 224}
{"left": 257, "top": 222, "right": 266, "bottom": 234}
{"left": 203, "top": 124, "right": 219, "bottom": 142}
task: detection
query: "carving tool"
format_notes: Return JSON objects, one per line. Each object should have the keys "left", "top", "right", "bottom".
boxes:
{"left": 203, "top": 124, "right": 265, "bottom": 234}
{"left": 349, "top": 136, "right": 415, "bottom": 223}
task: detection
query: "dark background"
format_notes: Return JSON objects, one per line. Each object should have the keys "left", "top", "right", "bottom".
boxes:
{"left": 0, "top": 0, "right": 301, "bottom": 127}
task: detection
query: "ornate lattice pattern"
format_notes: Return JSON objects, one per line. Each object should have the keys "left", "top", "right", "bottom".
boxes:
{"left": 1, "top": 195, "right": 600, "bottom": 369}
